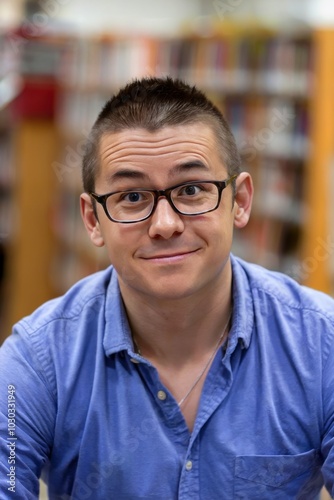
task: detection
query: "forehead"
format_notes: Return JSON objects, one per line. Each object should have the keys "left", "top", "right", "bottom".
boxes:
{"left": 97, "top": 124, "right": 224, "bottom": 180}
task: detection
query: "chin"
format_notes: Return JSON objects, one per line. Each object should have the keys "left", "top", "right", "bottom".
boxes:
{"left": 132, "top": 279, "right": 207, "bottom": 303}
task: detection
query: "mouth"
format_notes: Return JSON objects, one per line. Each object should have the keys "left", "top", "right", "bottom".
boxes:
{"left": 142, "top": 249, "right": 199, "bottom": 263}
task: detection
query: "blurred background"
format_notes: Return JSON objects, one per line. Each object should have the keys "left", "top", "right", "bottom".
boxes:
{"left": 1, "top": 2, "right": 334, "bottom": 499}
{"left": 1, "top": 0, "right": 334, "bottom": 342}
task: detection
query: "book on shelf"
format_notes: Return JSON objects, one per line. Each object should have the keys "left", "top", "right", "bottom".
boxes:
{"left": 223, "top": 98, "right": 309, "bottom": 162}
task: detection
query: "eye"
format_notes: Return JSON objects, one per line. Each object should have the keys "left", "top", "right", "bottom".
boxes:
{"left": 122, "top": 192, "right": 145, "bottom": 203}
{"left": 179, "top": 184, "right": 202, "bottom": 196}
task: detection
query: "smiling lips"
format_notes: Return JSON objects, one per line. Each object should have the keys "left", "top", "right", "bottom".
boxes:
{"left": 142, "top": 249, "right": 199, "bottom": 262}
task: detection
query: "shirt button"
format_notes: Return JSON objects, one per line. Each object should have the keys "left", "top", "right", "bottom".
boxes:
{"left": 185, "top": 460, "right": 193, "bottom": 471}
{"left": 130, "top": 358, "right": 140, "bottom": 363}
{"left": 157, "top": 390, "right": 167, "bottom": 401}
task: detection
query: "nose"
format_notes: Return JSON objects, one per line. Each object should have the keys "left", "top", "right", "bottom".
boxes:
{"left": 148, "top": 197, "right": 185, "bottom": 239}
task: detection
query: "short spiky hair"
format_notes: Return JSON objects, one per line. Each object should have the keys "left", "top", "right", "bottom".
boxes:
{"left": 82, "top": 77, "right": 241, "bottom": 193}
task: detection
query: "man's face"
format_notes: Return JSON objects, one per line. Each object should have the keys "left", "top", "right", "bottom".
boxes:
{"left": 81, "top": 123, "right": 252, "bottom": 303}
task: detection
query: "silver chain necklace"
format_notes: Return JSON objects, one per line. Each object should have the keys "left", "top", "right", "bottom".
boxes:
{"left": 177, "top": 311, "right": 232, "bottom": 407}
{"left": 133, "top": 311, "right": 232, "bottom": 408}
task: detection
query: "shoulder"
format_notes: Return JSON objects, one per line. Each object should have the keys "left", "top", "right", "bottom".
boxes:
{"left": 231, "top": 254, "right": 334, "bottom": 367}
{"left": 18, "top": 266, "right": 115, "bottom": 335}
{"left": 0, "top": 266, "right": 117, "bottom": 398}
{"left": 232, "top": 254, "right": 334, "bottom": 319}
{"left": 9, "top": 266, "right": 116, "bottom": 364}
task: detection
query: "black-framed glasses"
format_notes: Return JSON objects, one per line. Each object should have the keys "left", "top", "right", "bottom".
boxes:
{"left": 89, "top": 174, "right": 238, "bottom": 224}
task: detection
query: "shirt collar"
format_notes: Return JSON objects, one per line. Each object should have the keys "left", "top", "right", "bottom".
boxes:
{"left": 103, "top": 254, "right": 254, "bottom": 357}
{"left": 103, "top": 269, "right": 135, "bottom": 357}
{"left": 229, "top": 254, "right": 254, "bottom": 351}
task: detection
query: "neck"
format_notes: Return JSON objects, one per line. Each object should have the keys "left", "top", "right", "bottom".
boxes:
{"left": 119, "top": 263, "right": 233, "bottom": 367}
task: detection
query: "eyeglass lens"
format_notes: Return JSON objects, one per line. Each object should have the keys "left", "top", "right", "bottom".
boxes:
{"left": 106, "top": 182, "right": 219, "bottom": 221}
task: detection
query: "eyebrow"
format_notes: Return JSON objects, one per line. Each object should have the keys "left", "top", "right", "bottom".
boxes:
{"left": 107, "top": 169, "right": 148, "bottom": 182}
{"left": 107, "top": 160, "right": 210, "bottom": 183}
{"left": 168, "top": 160, "right": 210, "bottom": 177}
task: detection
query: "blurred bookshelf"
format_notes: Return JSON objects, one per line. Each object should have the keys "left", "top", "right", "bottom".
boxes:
{"left": 0, "top": 29, "right": 64, "bottom": 339}
{"left": 0, "top": 30, "right": 22, "bottom": 334}
{"left": 52, "top": 26, "right": 334, "bottom": 297}
{"left": 0, "top": 117, "right": 14, "bottom": 331}
{"left": 1, "top": 23, "right": 334, "bottom": 339}
{"left": 0, "top": 15, "right": 334, "bottom": 499}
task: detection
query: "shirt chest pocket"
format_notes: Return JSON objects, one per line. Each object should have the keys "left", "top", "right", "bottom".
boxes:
{"left": 234, "top": 449, "right": 322, "bottom": 499}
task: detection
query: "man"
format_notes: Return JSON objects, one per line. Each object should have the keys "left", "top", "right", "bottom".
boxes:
{"left": 0, "top": 77, "right": 334, "bottom": 499}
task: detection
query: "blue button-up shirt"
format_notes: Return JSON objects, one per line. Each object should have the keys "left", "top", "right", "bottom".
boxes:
{"left": 1, "top": 255, "right": 334, "bottom": 499}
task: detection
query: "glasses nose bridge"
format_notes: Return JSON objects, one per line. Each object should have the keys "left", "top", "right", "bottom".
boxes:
{"left": 152, "top": 187, "right": 177, "bottom": 214}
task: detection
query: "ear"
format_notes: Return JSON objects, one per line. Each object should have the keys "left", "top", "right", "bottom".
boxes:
{"left": 80, "top": 193, "right": 105, "bottom": 247}
{"left": 233, "top": 172, "right": 253, "bottom": 229}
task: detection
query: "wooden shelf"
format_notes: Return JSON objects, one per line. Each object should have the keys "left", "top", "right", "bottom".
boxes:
{"left": 301, "top": 29, "right": 334, "bottom": 294}
{"left": 5, "top": 119, "right": 60, "bottom": 331}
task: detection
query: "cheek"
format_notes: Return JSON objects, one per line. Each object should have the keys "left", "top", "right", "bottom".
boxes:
{"left": 102, "top": 226, "right": 141, "bottom": 266}
{"left": 210, "top": 231, "right": 232, "bottom": 256}
{"left": 197, "top": 216, "right": 233, "bottom": 249}
{"left": 104, "top": 242, "right": 135, "bottom": 285}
